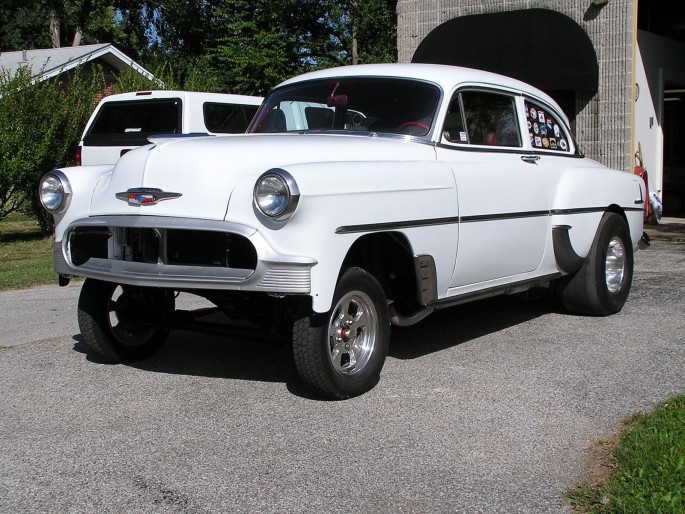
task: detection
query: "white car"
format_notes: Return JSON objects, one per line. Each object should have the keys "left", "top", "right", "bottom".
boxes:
{"left": 40, "top": 64, "right": 646, "bottom": 399}
{"left": 77, "top": 90, "right": 263, "bottom": 166}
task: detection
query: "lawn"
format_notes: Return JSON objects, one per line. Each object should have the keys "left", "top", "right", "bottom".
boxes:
{"left": 567, "top": 395, "right": 685, "bottom": 513}
{"left": 0, "top": 213, "right": 56, "bottom": 290}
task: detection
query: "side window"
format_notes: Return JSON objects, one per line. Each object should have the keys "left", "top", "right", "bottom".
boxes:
{"left": 524, "top": 100, "right": 570, "bottom": 152}
{"left": 443, "top": 91, "right": 521, "bottom": 147}
{"left": 463, "top": 91, "right": 521, "bottom": 147}
{"left": 204, "top": 103, "right": 259, "bottom": 133}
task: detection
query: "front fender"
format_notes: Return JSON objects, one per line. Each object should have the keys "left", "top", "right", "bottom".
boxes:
{"left": 226, "top": 160, "right": 459, "bottom": 312}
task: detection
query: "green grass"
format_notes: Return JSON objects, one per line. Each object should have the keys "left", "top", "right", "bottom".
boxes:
{"left": 567, "top": 394, "right": 685, "bottom": 513}
{"left": 0, "top": 213, "right": 56, "bottom": 290}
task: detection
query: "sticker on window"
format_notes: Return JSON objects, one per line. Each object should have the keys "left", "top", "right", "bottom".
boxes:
{"left": 524, "top": 100, "right": 570, "bottom": 153}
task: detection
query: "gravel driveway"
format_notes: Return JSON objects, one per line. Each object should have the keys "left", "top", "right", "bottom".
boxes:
{"left": 1, "top": 241, "right": 683, "bottom": 513}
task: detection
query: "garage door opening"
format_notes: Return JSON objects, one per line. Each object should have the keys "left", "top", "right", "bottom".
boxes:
{"left": 411, "top": 9, "right": 598, "bottom": 123}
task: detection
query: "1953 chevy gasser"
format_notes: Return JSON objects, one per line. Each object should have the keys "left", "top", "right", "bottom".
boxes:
{"left": 40, "top": 64, "right": 645, "bottom": 399}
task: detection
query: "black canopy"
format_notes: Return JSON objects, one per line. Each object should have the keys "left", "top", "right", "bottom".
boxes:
{"left": 412, "top": 9, "right": 599, "bottom": 92}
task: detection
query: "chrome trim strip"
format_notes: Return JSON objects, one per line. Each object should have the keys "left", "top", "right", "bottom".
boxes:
{"left": 429, "top": 273, "right": 562, "bottom": 310}
{"left": 461, "top": 211, "right": 549, "bottom": 223}
{"left": 551, "top": 207, "right": 644, "bottom": 215}
{"left": 336, "top": 210, "right": 549, "bottom": 234}
{"left": 336, "top": 206, "right": 639, "bottom": 235}
{"left": 335, "top": 216, "right": 460, "bottom": 234}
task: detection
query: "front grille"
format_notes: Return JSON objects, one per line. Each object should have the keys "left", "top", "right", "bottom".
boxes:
{"left": 69, "top": 226, "right": 257, "bottom": 271}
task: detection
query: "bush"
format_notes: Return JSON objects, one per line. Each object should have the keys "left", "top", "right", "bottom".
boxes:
{"left": 0, "top": 65, "right": 174, "bottom": 234}
{"left": 0, "top": 66, "right": 104, "bottom": 233}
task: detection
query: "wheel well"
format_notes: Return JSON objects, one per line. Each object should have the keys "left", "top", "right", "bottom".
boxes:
{"left": 342, "top": 232, "right": 418, "bottom": 307}
{"left": 606, "top": 204, "right": 628, "bottom": 224}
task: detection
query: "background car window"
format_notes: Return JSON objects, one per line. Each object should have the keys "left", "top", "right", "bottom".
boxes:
{"left": 524, "top": 100, "right": 570, "bottom": 152}
{"left": 204, "top": 103, "right": 259, "bottom": 133}
{"left": 84, "top": 99, "right": 181, "bottom": 147}
{"left": 461, "top": 91, "right": 521, "bottom": 147}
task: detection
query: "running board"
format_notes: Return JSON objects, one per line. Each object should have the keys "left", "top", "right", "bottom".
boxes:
{"left": 428, "top": 274, "right": 561, "bottom": 312}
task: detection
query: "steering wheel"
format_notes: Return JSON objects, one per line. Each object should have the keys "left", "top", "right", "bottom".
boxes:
{"left": 397, "top": 121, "right": 430, "bottom": 134}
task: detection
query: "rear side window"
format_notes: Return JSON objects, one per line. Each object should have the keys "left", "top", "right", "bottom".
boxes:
{"left": 203, "top": 103, "right": 259, "bottom": 133}
{"left": 524, "top": 100, "right": 570, "bottom": 152}
{"left": 84, "top": 99, "right": 182, "bottom": 147}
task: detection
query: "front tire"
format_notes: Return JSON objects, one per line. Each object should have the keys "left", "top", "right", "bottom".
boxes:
{"left": 559, "top": 212, "right": 633, "bottom": 316}
{"left": 78, "top": 279, "right": 174, "bottom": 362}
{"left": 293, "top": 267, "right": 390, "bottom": 400}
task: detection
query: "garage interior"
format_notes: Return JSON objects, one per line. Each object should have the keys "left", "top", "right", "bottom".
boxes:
{"left": 641, "top": 0, "right": 685, "bottom": 215}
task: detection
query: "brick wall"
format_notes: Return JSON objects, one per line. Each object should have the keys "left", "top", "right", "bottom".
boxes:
{"left": 397, "top": 0, "right": 637, "bottom": 172}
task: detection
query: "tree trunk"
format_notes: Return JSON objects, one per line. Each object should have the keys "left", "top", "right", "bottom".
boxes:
{"left": 47, "top": 1, "right": 61, "bottom": 48}
{"left": 72, "top": 28, "right": 82, "bottom": 46}
{"left": 350, "top": 0, "right": 359, "bottom": 65}
{"left": 352, "top": 22, "right": 358, "bottom": 65}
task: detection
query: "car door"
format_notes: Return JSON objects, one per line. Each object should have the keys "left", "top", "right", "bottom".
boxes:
{"left": 436, "top": 88, "right": 550, "bottom": 289}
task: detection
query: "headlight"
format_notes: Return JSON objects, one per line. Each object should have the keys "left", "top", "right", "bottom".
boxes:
{"left": 253, "top": 169, "right": 299, "bottom": 222}
{"left": 39, "top": 170, "right": 71, "bottom": 213}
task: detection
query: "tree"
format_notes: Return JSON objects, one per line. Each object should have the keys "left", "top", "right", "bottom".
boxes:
{"left": 0, "top": 0, "right": 53, "bottom": 50}
{"left": 2, "top": 1, "right": 399, "bottom": 91}
{"left": 0, "top": 0, "right": 124, "bottom": 51}
{"left": 201, "top": 0, "right": 396, "bottom": 96}
{"left": 348, "top": 0, "right": 397, "bottom": 64}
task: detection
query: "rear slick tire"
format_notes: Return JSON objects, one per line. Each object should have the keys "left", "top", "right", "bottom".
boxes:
{"left": 560, "top": 212, "right": 633, "bottom": 316}
{"left": 292, "top": 267, "right": 390, "bottom": 400}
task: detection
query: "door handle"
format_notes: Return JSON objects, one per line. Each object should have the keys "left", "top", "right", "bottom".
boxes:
{"left": 521, "top": 155, "right": 540, "bottom": 163}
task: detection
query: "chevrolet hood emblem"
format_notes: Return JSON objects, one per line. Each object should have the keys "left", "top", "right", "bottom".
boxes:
{"left": 116, "top": 188, "right": 182, "bottom": 206}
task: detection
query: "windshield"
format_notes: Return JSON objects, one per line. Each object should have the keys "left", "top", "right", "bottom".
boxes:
{"left": 249, "top": 78, "right": 441, "bottom": 137}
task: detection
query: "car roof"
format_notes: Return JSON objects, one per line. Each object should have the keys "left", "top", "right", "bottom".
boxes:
{"left": 278, "top": 63, "right": 566, "bottom": 121}
{"left": 96, "top": 90, "right": 263, "bottom": 105}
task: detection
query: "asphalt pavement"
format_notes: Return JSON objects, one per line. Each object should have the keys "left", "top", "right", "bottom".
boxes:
{"left": 1, "top": 241, "right": 684, "bottom": 513}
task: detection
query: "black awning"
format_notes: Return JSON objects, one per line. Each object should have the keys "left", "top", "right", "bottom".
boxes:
{"left": 412, "top": 8, "right": 599, "bottom": 92}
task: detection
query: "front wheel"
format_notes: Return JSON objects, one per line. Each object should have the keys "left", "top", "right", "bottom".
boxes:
{"left": 78, "top": 279, "right": 174, "bottom": 362}
{"left": 293, "top": 267, "right": 390, "bottom": 400}
{"left": 559, "top": 212, "right": 634, "bottom": 316}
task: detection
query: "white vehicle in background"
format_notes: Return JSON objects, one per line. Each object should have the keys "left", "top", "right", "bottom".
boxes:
{"left": 77, "top": 90, "right": 263, "bottom": 166}
{"left": 41, "top": 64, "right": 646, "bottom": 400}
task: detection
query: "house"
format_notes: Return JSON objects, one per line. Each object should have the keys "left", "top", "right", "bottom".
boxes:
{"left": 0, "top": 43, "right": 154, "bottom": 87}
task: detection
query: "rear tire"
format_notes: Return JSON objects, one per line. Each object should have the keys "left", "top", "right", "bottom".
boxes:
{"left": 293, "top": 267, "right": 390, "bottom": 400}
{"left": 559, "top": 212, "right": 633, "bottom": 316}
{"left": 78, "top": 279, "right": 174, "bottom": 362}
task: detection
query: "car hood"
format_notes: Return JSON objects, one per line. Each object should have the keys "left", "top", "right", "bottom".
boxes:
{"left": 89, "top": 133, "right": 437, "bottom": 220}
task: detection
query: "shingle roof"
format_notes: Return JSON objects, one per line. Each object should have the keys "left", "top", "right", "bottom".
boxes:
{"left": 0, "top": 43, "right": 154, "bottom": 82}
